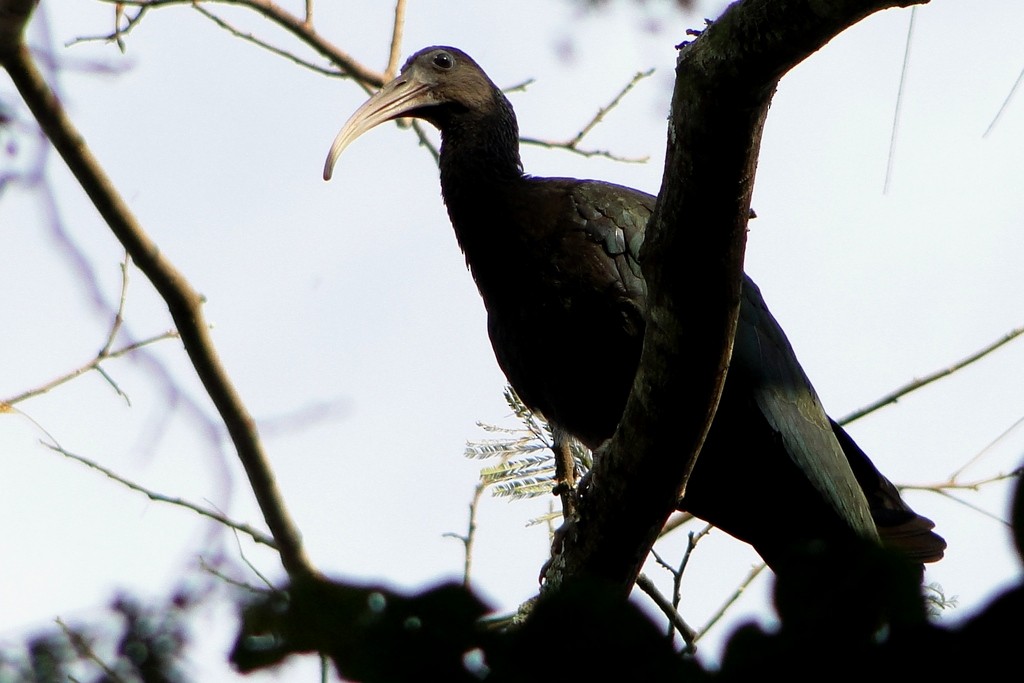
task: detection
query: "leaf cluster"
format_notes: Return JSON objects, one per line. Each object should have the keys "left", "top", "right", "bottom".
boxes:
{"left": 466, "top": 387, "right": 592, "bottom": 502}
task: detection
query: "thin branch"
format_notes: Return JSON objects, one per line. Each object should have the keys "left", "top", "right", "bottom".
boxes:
{"left": 571, "top": 68, "right": 653, "bottom": 147}
{"left": 1, "top": 254, "right": 179, "bottom": 408}
{"left": 66, "top": 5, "right": 148, "bottom": 49}
{"left": 839, "top": 324, "right": 1024, "bottom": 425}
{"left": 94, "top": 364, "right": 131, "bottom": 404}
{"left": 520, "top": 68, "right": 653, "bottom": 164}
{"left": 1, "top": 34, "right": 313, "bottom": 579}
{"left": 442, "top": 481, "right": 486, "bottom": 587}
{"left": 229, "top": 523, "right": 278, "bottom": 589}
{"left": 902, "top": 469, "right": 1021, "bottom": 495}
{"left": 920, "top": 488, "right": 1015, "bottom": 527}
{"left": 100, "top": 254, "right": 131, "bottom": 355}
{"left": 635, "top": 573, "right": 697, "bottom": 647}
{"left": 983, "top": 63, "right": 1024, "bottom": 138}
{"left": 949, "top": 413, "right": 1024, "bottom": 482}
{"left": 113, "top": 1, "right": 127, "bottom": 53}
{"left": 502, "top": 77, "right": 535, "bottom": 94}
{"left": 199, "top": 556, "right": 274, "bottom": 595}
{"left": 2, "top": 329, "right": 180, "bottom": 406}
{"left": 47, "top": 443, "right": 279, "bottom": 549}
{"left": 697, "top": 562, "right": 768, "bottom": 638}
{"left": 93, "top": 0, "right": 387, "bottom": 86}
{"left": 518, "top": 137, "right": 650, "bottom": 163}
{"left": 649, "top": 524, "right": 711, "bottom": 649}
{"left": 385, "top": 0, "right": 407, "bottom": 79}
{"left": 677, "top": 525, "right": 712, "bottom": 579}
{"left": 884, "top": 6, "right": 915, "bottom": 193}
{"left": 191, "top": 4, "right": 346, "bottom": 78}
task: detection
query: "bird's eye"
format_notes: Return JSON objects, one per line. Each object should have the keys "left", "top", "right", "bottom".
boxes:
{"left": 432, "top": 52, "right": 454, "bottom": 70}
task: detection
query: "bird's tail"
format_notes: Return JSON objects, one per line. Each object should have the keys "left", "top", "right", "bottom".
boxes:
{"left": 830, "top": 420, "right": 947, "bottom": 564}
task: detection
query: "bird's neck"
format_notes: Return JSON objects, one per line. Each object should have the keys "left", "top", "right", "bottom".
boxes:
{"left": 438, "top": 112, "right": 523, "bottom": 189}
{"left": 435, "top": 110, "right": 534, "bottom": 297}
{"left": 438, "top": 109, "right": 524, "bottom": 230}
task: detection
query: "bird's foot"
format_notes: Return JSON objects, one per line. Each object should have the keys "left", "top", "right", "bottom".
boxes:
{"left": 538, "top": 516, "right": 577, "bottom": 586}
{"left": 551, "top": 429, "right": 580, "bottom": 520}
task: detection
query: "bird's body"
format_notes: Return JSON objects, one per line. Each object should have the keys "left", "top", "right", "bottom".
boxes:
{"left": 451, "top": 176, "right": 650, "bottom": 451}
{"left": 325, "top": 46, "right": 945, "bottom": 570}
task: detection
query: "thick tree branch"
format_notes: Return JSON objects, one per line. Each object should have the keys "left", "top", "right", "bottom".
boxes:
{"left": 1, "top": 1, "right": 314, "bottom": 580}
{"left": 546, "top": 0, "right": 929, "bottom": 593}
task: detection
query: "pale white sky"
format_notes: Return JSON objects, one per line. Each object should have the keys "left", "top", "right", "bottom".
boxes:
{"left": 2, "top": 1, "right": 1023, "bottom": 679}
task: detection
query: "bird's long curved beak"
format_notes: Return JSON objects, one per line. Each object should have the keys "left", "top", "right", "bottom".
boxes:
{"left": 323, "top": 76, "right": 434, "bottom": 181}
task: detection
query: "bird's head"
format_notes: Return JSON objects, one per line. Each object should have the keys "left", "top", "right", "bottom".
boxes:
{"left": 324, "top": 46, "right": 514, "bottom": 180}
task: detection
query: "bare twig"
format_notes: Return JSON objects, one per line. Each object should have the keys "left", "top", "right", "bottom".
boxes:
{"left": 229, "top": 524, "right": 278, "bottom": 589}
{"left": 572, "top": 68, "right": 653, "bottom": 147}
{"left": 903, "top": 468, "right": 1022, "bottom": 498}
{"left": 673, "top": 531, "right": 709, "bottom": 648}
{"left": 635, "top": 573, "right": 697, "bottom": 647}
{"left": 199, "top": 556, "right": 274, "bottom": 595}
{"left": 502, "top": 78, "right": 535, "bottom": 94}
{"left": 385, "top": 0, "right": 406, "bottom": 79}
{"left": 191, "top": 4, "right": 346, "bottom": 78}
{"left": 0, "top": 253, "right": 181, "bottom": 408}
{"left": 113, "top": 1, "right": 127, "bottom": 52}
{"left": 884, "top": 6, "right": 915, "bottom": 193}
{"left": 650, "top": 524, "right": 711, "bottom": 648}
{"left": 698, "top": 562, "right": 768, "bottom": 637}
{"left": 101, "top": 254, "right": 131, "bottom": 355}
{"left": 93, "top": 0, "right": 387, "bottom": 86}
{"left": 920, "top": 488, "right": 1015, "bottom": 526}
{"left": 1, "top": 33, "right": 313, "bottom": 578}
{"left": 47, "top": 443, "right": 279, "bottom": 549}
{"left": 519, "top": 69, "right": 654, "bottom": 164}
{"left": 520, "top": 135, "right": 650, "bottom": 163}
{"left": 2, "top": 329, "right": 179, "bottom": 406}
{"left": 839, "top": 324, "right": 1024, "bottom": 425}
{"left": 67, "top": 5, "right": 147, "bottom": 49}
{"left": 983, "top": 63, "right": 1024, "bottom": 138}
{"left": 950, "top": 413, "right": 1024, "bottom": 482}
{"left": 442, "top": 481, "right": 486, "bottom": 587}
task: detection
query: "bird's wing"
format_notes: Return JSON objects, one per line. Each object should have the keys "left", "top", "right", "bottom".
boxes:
{"left": 566, "top": 180, "right": 652, "bottom": 306}
{"left": 733, "top": 279, "right": 878, "bottom": 541}
{"left": 563, "top": 179, "right": 878, "bottom": 541}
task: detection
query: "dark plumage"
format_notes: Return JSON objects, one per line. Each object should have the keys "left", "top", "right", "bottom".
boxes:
{"left": 324, "top": 46, "right": 945, "bottom": 571}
